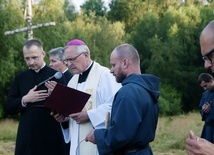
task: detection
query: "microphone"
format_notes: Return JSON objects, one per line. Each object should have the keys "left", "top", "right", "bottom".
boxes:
{"left": 37, "top": 72, "right": 62, "bottom": 87}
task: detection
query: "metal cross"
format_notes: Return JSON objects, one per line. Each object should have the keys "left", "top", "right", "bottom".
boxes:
{"left": 4, "top": 0, "right": 56, "bottom": 40}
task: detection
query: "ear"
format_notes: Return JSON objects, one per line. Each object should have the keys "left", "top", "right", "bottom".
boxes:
{"left": 123, "top": 58, "right": 129, "bottom": 69}
{"left": 84, "top": 52, "right": 89, "bottom": 57}
{"left": 83, "top": 52, "right": 91, "bottom": 60}
{"left": 42, "top": 51, "right": 46, "bottom": 57}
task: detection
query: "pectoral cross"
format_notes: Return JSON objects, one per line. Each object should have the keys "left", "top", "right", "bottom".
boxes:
{"left": 4, "top": 0, "right": 56, "bottom": 40}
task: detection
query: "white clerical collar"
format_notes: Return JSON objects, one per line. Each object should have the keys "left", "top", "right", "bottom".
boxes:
{"left": 62, "top": 68, "right": 69, "bottom": 73}
{"left": 34, "top": 62, "right": 46, "bottom": 73}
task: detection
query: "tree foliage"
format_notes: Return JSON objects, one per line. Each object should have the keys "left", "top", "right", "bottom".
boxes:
{"left": 81, "top": 0, "right": 107, "bottom": 17}
{"left": 108, "top": 0, "right": 144, "bottom": 33}
{"left": 63, "top": 0, "right": 78, "bottom": 21}
{"left": 159, "top": 84, "right": 182, "bottom": 116}
{"left": 1, "top": 0, "right": 214, "bottom": 118}
{"left": 0, "top": 0, "right": 26, "bottom": 118}
{"left": 127, "top": 2, "right": 213, "bottom": 112}
{"left": 63, "top": 12, "right": 125, "bottom": 66}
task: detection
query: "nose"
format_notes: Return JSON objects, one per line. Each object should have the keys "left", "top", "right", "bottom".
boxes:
{"left": 67, "top": 61, "right": 73, "bottom": 66}
{"left": 110, "top": 67, "right": 113, "bottom": 74}
{"left": 204, "top": 60, "right": 212, "bottom": 69}
{"left": 28, "top": 59, "right": 35, "bottom": 65}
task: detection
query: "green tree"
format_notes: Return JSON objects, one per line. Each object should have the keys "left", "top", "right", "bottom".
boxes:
{"left": 129, "top": 4, "right": 205, "bottom": 112}
{"left": 0, "top": 0, "right": 26, "bottom": 118}
{"left": 159, "top": 84, "right": 182, "bottom": 116}
{"left": 31, "top": 0, "right": 72, "bottom": 54}
{"left": 81, "top": 0, "right": 107, "bottom": 17}
{"left": 108, "top": 0, "right": 144, "bottom": 33}
{"left": 65, "top": 12, "right": 125, "bottom": 66}
{"left": 63, "top": 0, "right": 78, "bottom": 21}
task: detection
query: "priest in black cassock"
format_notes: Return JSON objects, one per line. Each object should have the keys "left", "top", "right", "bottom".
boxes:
{"left": 4, "top": 39, "right": 67, "bottom": 155}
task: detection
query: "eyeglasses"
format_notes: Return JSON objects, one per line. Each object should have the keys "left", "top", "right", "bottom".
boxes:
{"left": 203, "top": 49, "right": 214, "bottom": 63}
{"left": 24, "top": 53, "right": 42, "bottom": 62}
{"left": 65, "top": 53, "right": 84, "bottom": 63}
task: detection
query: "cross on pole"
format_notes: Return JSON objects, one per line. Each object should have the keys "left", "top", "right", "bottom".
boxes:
{"left": 4, "top": 0, "right": 56, "bottom": 40}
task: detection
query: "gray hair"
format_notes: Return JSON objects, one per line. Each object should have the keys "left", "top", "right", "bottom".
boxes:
{"left": 63, "top": 45, "right": 90, "bottom": 55}
{"left": 48, "top": 47, "right": 65, "bottom": 61}
{"left": 76, "top": 45, "right": 90, "bottom": 55}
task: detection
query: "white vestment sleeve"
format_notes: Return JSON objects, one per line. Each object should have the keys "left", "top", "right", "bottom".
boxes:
{"left": 60, "top": 123, "right": 70, "bottom": 143}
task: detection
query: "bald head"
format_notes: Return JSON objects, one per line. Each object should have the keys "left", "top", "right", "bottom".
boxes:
{"left": 110, "top": 44, "right": 141, "bottom": 83}
{"left": 200, "top": 20, "right": 214, "bottom": 54}
{"left": 112, "top": 43, "right": 140, "bottom": 66}
{"left": 201, "top": 20, "right": 214, "bottom": 36}
{"left": 200, "top": 20, "right": 214, "bottom": 72}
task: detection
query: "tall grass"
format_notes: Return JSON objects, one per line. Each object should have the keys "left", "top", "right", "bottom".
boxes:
{"left": 0, "top": 119, "right": 18, "bottom": 155}
{"left": 0, "top": 112, "right": 203, "bottom": 155}
{"left": 0, "top": 119, "right": 18, "bottom": 141}
{"left": 151, "top": 112, "right": 203, "bottom": 155}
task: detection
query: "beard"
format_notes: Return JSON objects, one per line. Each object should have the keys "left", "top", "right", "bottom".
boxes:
{"left": 116, "top": 72, "right": 126, "bottom": 83}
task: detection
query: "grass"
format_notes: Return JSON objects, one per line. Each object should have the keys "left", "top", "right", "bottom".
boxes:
{"left": 0, "top": 112, "right": 203, "bottom": 155}
{"left": 151, "top": 112, "right": 203, "bottom": 155}
{"left": 0, "top": 119, "right": 18, "bottom": 155}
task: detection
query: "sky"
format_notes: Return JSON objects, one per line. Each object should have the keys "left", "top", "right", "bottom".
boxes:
{"left": 71, "top": 0, "right": 111, "bottom": 11}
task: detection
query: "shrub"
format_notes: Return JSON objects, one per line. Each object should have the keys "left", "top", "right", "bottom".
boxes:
{"left": 159, "top": 84, "right": 182, "bottom": 116}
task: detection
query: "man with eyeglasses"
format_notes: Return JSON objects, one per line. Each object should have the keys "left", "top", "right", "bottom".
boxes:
{"left": 4, "top": 39, "right": 67, "bottom": 155}
{"left": 186, "top": 20, "right": 214, "bottom": 155}
{"left": 50, "top": 39, "right": 121, "bottom": 155}
{"left": 48, "top": 47, "right": 73, "bottom": 84}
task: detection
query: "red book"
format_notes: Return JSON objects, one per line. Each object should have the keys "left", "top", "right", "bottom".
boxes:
{"left": 44, "top": 83, "right": 90, "bottom": 116}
